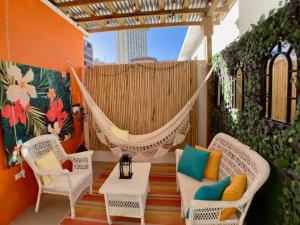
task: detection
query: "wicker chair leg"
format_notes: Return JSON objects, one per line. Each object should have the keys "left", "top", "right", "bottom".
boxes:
{"left": 180, "top": 201, "right": 185, "bottom": 219}
{"left": 89, "top": 184, "right": 93, "bottom": 194}
{"left": 35, "top": 189, "right": 42, "bottom": 212}
{"left": 70, "top": 198, "right": 76, "bottom": 219}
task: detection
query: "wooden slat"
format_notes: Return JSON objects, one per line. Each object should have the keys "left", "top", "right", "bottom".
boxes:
{"left": 90, "top": 21, "right": 202, "bottom": 32}
{"left": 105, "top": 2, "right": 116, "bottom": 13}
{"left": 81, "top": 5, "right": 95, "bottom": 16}
{"left": 55, "top": 0, "right": 123, "bottom": 8}
{"left": 85, "top": 61, "right": 201, "bottom": 151}
{"left": 75, "top": 8, "right": 207, "bottom": 23}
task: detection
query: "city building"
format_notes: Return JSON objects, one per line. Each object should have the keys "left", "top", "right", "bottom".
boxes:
{"left": 116, "top": 29, "right": 147, "bottom": 64}
{"left": 84, "top": 40, "right": 93, "bottom": 66}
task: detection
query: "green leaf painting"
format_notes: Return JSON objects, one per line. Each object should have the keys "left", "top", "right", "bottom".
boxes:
{"left": 0, "top": 61, "right": 74, "bottom": 167}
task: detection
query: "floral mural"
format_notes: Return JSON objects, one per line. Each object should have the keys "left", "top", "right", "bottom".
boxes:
{"left": 0, "top": 61, "right": 74, "bottom": 167}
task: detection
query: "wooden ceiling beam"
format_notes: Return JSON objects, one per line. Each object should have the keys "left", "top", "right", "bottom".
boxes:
{"left": 74, "top": 8, "right": 206, "bottom": 23}
{"left": 182, "top": 0, "right": 190, "bottom": 22}
{"left": 158, "top": 0, "right": 165, "bottom": 10}
{"left": 207, "top": 0, "right": 222, "bottom": 16}
{"left": 132, "top": 0, "right": 141, "bottom": 11}
{"left": 183, "top": 0, "right": 190, "bottom": 9}
{"left": 89, "top": 21, "right": 203, "bottom": 32}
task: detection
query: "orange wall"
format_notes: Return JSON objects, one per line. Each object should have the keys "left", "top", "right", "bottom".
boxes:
{"left": 0, "top": 0, "right": 85, "bottom": 224}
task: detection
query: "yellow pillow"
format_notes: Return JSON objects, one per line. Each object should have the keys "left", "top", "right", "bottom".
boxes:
{"left": 195, "top": 145, "right": 222, "bottom": 181}
{"left": 110, "top": 126, "right": 129, "bottom": 141}
{"left": 220, "top": 174, "right": 247, "bottom": 220}
{"left": 35, "top": 151, "right": 63, "bottom": 186}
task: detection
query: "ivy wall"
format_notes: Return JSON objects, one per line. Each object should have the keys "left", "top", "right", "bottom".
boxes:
{"left": 211, "top": 1, "right": 300, "bottom": 225}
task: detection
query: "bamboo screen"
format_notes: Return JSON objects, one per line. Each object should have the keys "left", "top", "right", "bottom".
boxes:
{"left": 266, "top": 58, "right": 297, "bottom": 123}
{"left": 84, "top": 61, "right": 199, "bottom": 151}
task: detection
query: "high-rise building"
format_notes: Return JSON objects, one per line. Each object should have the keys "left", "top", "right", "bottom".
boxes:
{"left": 84, "top": 40, "right": 93, "bottom": 66}
{"left": 116, "top": 29, "right": 147, "bottom": 64}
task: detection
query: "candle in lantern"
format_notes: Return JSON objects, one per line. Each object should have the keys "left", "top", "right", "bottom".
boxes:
{"left": 123, "top": 165, "right": 129, "bottom": 176}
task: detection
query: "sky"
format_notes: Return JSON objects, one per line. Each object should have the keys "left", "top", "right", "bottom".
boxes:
{"left": 87, "top": 26, "right": 188, "bottom": 63}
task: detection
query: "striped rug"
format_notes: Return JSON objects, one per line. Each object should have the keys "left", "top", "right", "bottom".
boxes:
{"left": 60, "top": 163, "right": 185, "bottom": 225}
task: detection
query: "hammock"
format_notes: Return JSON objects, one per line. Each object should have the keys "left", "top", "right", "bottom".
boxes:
{"left": 69, "top": 64, "right": 214, "bottom": 161}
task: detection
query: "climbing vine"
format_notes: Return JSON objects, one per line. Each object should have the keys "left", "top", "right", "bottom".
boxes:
{"left": 211, "top": 1, "right": 300, "bottom": 225}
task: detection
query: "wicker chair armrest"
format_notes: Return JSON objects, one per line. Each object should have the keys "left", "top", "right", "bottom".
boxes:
{"left": 67, "top": 150, "right": 93, "bottom": 171}
{"left": 36, "top": 169, "right": 70, "bottom": 177}
{"left": 175, "top": 149, "right": 183, "bottom": 170}
{"left": 190, "top": 198, "right": 247, "bottom": 210}
{"left": 188, "top": 197, "right": 250, "bottom": 222}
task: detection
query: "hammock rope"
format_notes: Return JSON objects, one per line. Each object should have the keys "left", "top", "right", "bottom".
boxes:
{"left": 69, "top": 63, "right": 214, "bottom": 161}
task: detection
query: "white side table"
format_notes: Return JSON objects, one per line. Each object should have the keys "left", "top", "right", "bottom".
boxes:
{"left": 99, "top": 162, "right": 151, "bottom": 225}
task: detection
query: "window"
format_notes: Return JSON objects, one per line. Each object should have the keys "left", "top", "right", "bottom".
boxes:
{"left": 231, "top": 66, "right": 244, "bottom": 111}
{"left": 263, "top": 41, "right": 298, "bottom": 124}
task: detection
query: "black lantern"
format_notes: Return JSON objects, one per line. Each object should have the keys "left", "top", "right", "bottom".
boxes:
{"left": 119, "top": 154, "right": 133, "bottom": 179}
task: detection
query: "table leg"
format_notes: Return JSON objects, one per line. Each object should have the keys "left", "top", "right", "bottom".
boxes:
{"left": 107, "top": 215, "right": 112, "bottom": 225}
{"left": 104, "top": 195, "right": 112, "bottom": 224}
{"left": 139, "top": 195, "right": 145, "bottom": 225}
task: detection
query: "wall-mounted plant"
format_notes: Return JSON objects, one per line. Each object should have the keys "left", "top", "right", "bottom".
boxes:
{"left": 211, "top": 1, "right": 300, "bottom": 225}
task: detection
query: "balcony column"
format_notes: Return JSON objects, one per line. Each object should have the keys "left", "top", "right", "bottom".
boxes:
{"left": 202, "top": 16, "right": 214, "bottom": 144}
{"left": 203, "top": 16, "right": 214, "bottom": 63}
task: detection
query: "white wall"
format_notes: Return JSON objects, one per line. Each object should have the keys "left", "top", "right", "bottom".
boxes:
{"left": 212, "top": 1, "right": 240, "bottom": 55}
{"left": 239, "top": 0, "right": 282, "bottom": 35}
{"left": 179, "top": 0, "right": 283, "bottom": 59}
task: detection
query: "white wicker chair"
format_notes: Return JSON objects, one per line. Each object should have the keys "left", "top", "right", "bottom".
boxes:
{"left": 176, "top": 133, "right": 270, "bottom": 225}
{"left": 21, "top": 134, "right": 93, "bottom": 219}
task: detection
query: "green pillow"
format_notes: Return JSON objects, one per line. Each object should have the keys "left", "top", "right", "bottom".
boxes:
{"left": 186, "top": 176, "right": 231, "bottom": 219}
{"left": 178, "top": 144, "right": 210, "bottom": 180}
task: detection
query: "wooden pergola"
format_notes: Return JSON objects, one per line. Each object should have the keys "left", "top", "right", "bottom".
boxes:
{"left": 49, "top": 0, "right": 235, "bottom": 34}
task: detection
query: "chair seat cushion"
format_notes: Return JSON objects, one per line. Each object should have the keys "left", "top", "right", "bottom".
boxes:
{"left": 177, "top": 172, "right": 214, "bottom": 216}
{"left": 195, "top": 145, "right": 222, "bottom": 181}
{"left": 35, "top": 151, "right": 63, "bottom": 185}
{"left": 177, "top": 145, "right": 210, "bottom": 180}
{"left": 44, "top": 171, "right": 92, "bottom": 193}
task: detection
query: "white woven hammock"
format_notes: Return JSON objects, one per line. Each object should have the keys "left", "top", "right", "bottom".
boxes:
{"left": 69, "top": 65, "right": 214, "bottom": 161}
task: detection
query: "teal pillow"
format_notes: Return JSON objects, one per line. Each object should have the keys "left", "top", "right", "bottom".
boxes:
{"left": 178, "top": 144, "right": 210, "bottom": 180}
{"left": 186, "top": 176, "right": 231, "bottom": 219}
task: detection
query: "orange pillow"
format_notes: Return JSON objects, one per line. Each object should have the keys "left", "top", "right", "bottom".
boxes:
{"left": 220, "top": 174, "right": 247, "bottom": 220}
{"left": 195, "top": 145, "right": 222, "bottom": 181}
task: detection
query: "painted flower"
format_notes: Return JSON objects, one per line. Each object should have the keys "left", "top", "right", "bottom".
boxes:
{"left": 1, "top": 100, "right": 29, "bottom": 127}
{"left": 47, "top": 88, "right": 56, "bottom": 101}
{"left": 46, "top": 99, "right": 68, "bottom": 128}
{"left": 6, "top": 64, "right": 37, "bottom": 107}
{"left": 48, "top": 122, "right": 61, "bottom": 136}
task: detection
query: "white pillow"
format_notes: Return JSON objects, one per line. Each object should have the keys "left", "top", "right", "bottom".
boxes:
{"left": 35, "top": 151, "right": 63, "bottom": 185}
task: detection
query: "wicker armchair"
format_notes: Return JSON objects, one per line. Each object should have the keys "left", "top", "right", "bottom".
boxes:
{"left": 176, "top": 133, "right": 270, "bottom": 225}
{"left": 21, "top": 134, "right": 93, "bottom": 219}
